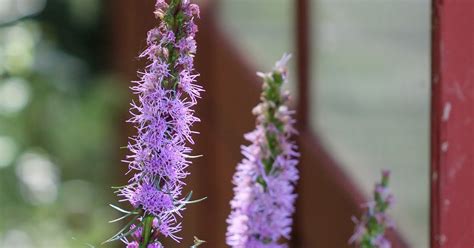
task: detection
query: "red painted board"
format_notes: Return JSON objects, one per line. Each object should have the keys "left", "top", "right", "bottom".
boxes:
{"left": 431, "top": 0, "right": 474, "bottom": 247}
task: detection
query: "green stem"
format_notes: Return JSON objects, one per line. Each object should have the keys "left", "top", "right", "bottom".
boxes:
{"left": 140, "top": 215, "right": 154, "bottom": 248}
{"left": 256, "top": 72, "right": 286, "bottom": 190}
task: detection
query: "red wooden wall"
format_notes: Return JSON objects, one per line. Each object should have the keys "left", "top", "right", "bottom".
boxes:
{"left": 431, "top": 0, "right": 474, "bottom": 247}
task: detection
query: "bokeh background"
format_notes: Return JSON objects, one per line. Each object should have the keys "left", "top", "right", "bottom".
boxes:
{"left": 0, "top": 0, "right": 430, "bottom": 247}
{"left": 0, "top": 0, "right": 126, "bottom": 247}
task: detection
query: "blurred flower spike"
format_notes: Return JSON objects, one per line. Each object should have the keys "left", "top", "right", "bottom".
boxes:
{"left": 226, "top": 54, "right": 300, "bottom": 248}
{"left": 349, "top": 170, "right": 395, "bottom": 248}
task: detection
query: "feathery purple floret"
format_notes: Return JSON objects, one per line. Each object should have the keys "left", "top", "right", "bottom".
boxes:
{"left": 226, "top": 55, "right": 299, "bottom": 248}
{"left": 349, "top": 170, "right": 394, "bottom": 248}
{"left": 116, "top": 0, "right": 201, "bottom": 245}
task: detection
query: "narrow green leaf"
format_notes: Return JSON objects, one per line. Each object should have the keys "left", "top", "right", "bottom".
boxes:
{"left": 181, "top": 196, "right": 207, "bottom": 205}
{"left": 109, "top": 204, "right": 135, "bottom": 214}
{"left": 102, "top": 215, "right": 140, "bottom": 244}
{"left": 109, "top": 211, "right": 139, "bottom": 223}
{"left": 191, "top": 236, "right": 206, "bottom": 248}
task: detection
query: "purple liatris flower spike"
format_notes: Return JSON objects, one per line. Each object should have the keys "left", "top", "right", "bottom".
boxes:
{"left": 349, "top": 170, "right": 395, "bottom": 248}
{"left": 106, "top": 0, "right": 203, "bottom": 247}
{"left": 226, "top": 54, "right": 299, "bottom": 248}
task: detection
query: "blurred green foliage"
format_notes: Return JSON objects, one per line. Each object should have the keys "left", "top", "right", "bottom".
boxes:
{"left": 0, "top": 0, "right": 127, "bottom": 247}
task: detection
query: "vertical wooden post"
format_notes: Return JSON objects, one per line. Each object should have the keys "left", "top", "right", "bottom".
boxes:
{"left": 431, "top": 1, "right": 474, "bottom": 247}
{"left": 296, "top": 0, "right": 310, "bottom": 130}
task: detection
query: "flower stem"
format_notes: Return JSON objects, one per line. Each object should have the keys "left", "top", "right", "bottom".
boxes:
{"left": 140, "top": 215, "right": 154, "bottom": 248}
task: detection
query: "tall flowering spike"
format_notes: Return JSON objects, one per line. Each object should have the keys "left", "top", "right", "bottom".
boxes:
{"left": 226, "top": 54, "right": 299, "bottom": 248}
{"left": 349, "top": 170, "right": 395, "bottom": 248}
{"left": 107, "top": 0, "right": 203, "bottom": 247}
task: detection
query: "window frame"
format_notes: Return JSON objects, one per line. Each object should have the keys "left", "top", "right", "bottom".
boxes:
{"left": 293, "top": 0, "right": 409, "bottom": 246}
